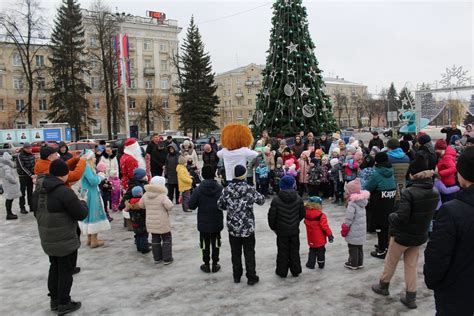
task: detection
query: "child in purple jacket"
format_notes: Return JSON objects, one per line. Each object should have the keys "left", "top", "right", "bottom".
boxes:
{"left": 430, "top": 174, "right": 460, "bottom": 233}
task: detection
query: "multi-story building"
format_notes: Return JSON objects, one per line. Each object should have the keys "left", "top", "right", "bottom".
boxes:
{"left": 0, "top": 9, "right": 182, "bottom": 139}
{"left": 215, "top": 64, "right": 368, "bottom": 130}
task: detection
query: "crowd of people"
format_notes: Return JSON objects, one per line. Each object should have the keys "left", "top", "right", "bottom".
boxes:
{"left": 0, "top": 123, "right": 473, "bottom": 315}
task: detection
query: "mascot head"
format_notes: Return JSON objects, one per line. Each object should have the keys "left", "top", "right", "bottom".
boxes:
{"left": 221, "top": 123, "right": 254, "bottom": 151}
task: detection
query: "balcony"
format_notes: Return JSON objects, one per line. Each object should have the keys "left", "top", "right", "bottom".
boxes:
{"left": 253, "top": 80, "right": 260, "bottom": 86}
{"left": 144, "top": 67, "right": 155, "bottom": 76}
{"left": 245, "top": 81, "right": 252, "bottom": 86}
{"left": 235, "top": 92, "right": 243, "bottom": 98}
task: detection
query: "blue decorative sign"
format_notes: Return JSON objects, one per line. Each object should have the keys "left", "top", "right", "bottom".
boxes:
{"left": 43, "top": 128, "right": 62, "bottom": 141}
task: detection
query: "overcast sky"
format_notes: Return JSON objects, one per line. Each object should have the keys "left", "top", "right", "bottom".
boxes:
{"left": 2, "top": 0, "right": 472, "bottom": 93}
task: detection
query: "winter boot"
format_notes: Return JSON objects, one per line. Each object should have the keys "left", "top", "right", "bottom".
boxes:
{"left": 247, "top": 275, "right": 260, "bottom": 286}
{"left": 90, "top": 234, "right": 104, "bottom": 248}
{"left": 400, "top": 291, "right": 417, "bottom": 309}
{"left": 200, "top": 264, "right": 211, "bottom": 273}
{"left": 212, "top": 263, "right": 221, "bottom": 273}
{"left": 57, "top": 300, "right": 81, "bottom": 315}
{"left": 20, "top": 207, "right": 28, "bottom": 214}
{"left": 6, "top": 212, "right": 18, "bottom": 220}
{"left": 50, "top": 299, "right": 58, "bottom": 312}
{"left": 73, "top": 267, "right": 81, "bottom": 275}
{"left": 372, "top": 281, "right": 390, "bottom": 296}
{"left": 317, "top": 260, "right": 325, "bottom": 269}
{"left": 6, "top": 202, "right": 18, "bottom": 220}
{"left": 370, "top": 249, "right": 387, "bottom": 259}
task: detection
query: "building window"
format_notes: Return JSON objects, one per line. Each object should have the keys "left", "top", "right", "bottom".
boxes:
{"left": 144, "top": 59, "right": 152, "bottom": 68}
{"left": 224, "top": 101, "right": 227, "bottom": 107}
{"left": 130, "top": 79, "right": 137, "bottom": 89}
{"left": 237, "top": 99, "right": 242, "bottom": 106}
{"left": 13, "top": 77, "right": 24, "bottom": 90}
{"left": 12, "top": 53, "right": 21, "bottom": 66}
{"left": 144, "top": 39, "right": 152, "bottom": 51}
{"left": 228, "top": 100, "right": 232, "bottom": 107}
{"left": 39, "top": 120, "right": 48, "bottom": 127}
{"left": 39, "top": 99, "right": 47, "bottom": 111}
{"left": 90, "top": 58, "right": 98, "bottom": 69}
{"left": 249, "top": 110, "right": 253, "bottom": 117}
{"left": 35, "top": 55, "right": 45, "bottom": 67}
{"left": 16, "top": 99, "right": 25, "bottom": 112}
{"left": 91, "top": 77, "right": 100, "bottom": 90}
{"left": 145, "top": 79, "right": 153, "bottom": 89}
{"left": 160, "top": 43, "right": 168, "bottom": 52}
{"left": 237, "top": 110, "right": 243, "bottom": 118}
{"left": 92, "top": 119, "right": 102, "bottom": 135}
{"left": 37, "top": 77, "right": 46, "bottom": 90}
{"left": 161, "top": 79, "right": 169, "bottom": 90}
{"left": 16, "top": 121, "right": 26, "bottom": 129}
{"left": 248, "top": 88, "right": 252, "bottom": 94}
{"left": 93, "top": 99, "right": 100, "bottom": 110}
{"left": 247, "top": 99, "right": 252, "bottom": 106}
{"left": 0, "top": 75, "right": 3, "bottom": 88}
{"left": 236, "top": 79, "right": 241, "bottom": 85}
{"left": 0, "top": 99, "right": 4, "bottom": 111}
{"left": 162, "top": 99, "right": 169, "bottom": 108}
{"left": 129, "top": 98, "right": 136, "bottom": 109}
{"left": 162, "top": 116, "right": 170, "bottom": 130}
{"left": 160, "top": 60, "right": 168, "bottom": 71}
{"left": 90, "top": 36, "right": 97, "bottom": 47}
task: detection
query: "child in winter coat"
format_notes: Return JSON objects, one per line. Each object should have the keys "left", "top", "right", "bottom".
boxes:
{"left": 429, "top": 173, "right": 460, "bottom": 234}
{"left": 273, "top": 157, "right": 285, "bottom": 194}
{"left": 297, "top": 151, "right": 310, "bottom": 197}
{"left": 341, "top": 178, "right": 370, "bottom": 270}
{"left": 256, "top": 156, "right": 270, "bottom": 197}
{"left": 138, "top": 176, "right": 174, "bottom": 264}
{"left": 304, "top": 196, "right": 334, "bottom": 269}
{"left": 0, "top": 152, "right": 22, "bottom": 220}
{"left": 343, "top": 146, "right": 359, "bottom": 182}
{"left": 110, "top": 170, "right": 121, "bottom": 212}
{"left": 330, "top": 158, "right": 344, "bottom": 205}
{"left": 283, "top": 158, "right": 298, "bottom": 178}
{"left": 126, "top": 187, "right": 151, "bottom": 254}
{"left": 189, "top": 166, "right": 224, "bottom": 273}
{"left": 434, "top": 139, "right": 457, "bottom": 203}
{"left": 96, "top": 162, "right": 113, "bottom": 222}
{"left": 217, "top": 165, "right": 265, "bottom": 285}
{"left": 177, "top": 155, "right": 193, "bottom": 212}
{"left": 268, "top": 176, "right": 306, "bottom": 278}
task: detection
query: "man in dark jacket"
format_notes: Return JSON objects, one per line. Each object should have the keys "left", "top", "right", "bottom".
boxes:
{"left": 189, "top": 165, "right": 223, "bottom": 274}
{"left": 424, "top": 147, "right": 474, "bottom": 315}
{"left": 372, "top": 155, "right": 439, "bottom": 309}
{"left": 318, "top": 132, "right": 331, "bottom": 155}
{"left": 202, "top": 144, "right": 219, "bottom": 171}
{"left": 268, "top": 175, "right": 305, "bottom": 278}
{"left": 58, "top": 142, "right": 73, "bottom": 162}
{"left": 368, "top": 131, "right": 384, "bottom": 151}
{"left": 146, "top": 134, "right": 167, "bottom": 177}
{"left": 416, "top": 134, "right": 437, "bottom": 170}
{"left": 164, "top": 143, "right": 180, "bottom": 203}
{"left": 16, "top": 142, "right": 35, "bottom": 214}
{"left": 440, "top": 121, "right": 462, "bottom": 143}
{"left": 32, "top": 159, "right": 88, "bottom": 315}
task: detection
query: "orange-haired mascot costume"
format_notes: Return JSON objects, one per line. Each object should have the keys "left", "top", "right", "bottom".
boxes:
{"left": 217, "top": 124, "right": 259, "bottom": 182}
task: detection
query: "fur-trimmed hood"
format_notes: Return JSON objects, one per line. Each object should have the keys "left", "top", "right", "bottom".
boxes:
{"left": 348, "top": 190, "right": 370, "bottom": 203}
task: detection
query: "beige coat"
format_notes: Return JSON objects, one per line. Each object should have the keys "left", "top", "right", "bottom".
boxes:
{"left": 138, "top": 184, "right": 174, "bottom": 234}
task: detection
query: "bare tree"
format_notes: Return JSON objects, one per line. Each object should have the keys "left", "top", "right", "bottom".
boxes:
{"left": 0, "top": 0, "right": 47, "bottom": 125}
{"left": 87, "top": 0, "right": 119, "bottom": 139}
{"left": 333, "top": 89, "right": 347, "bottom": 128}
{"left": 134, "top": 92, "right": 167, "bottom": 135}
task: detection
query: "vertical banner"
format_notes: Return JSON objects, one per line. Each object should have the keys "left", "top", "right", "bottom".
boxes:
{"left": 115, "top": 35, "right": 122, "bottom": 87}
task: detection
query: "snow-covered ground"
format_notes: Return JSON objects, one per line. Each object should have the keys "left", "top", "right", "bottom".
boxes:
{"left": 0, "top": 196, "right": 436, "bottom": 315}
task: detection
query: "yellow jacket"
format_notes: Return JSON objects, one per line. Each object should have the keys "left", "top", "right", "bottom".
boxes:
{"left": 176, "top": 164, "right": 193, "bottom": 192}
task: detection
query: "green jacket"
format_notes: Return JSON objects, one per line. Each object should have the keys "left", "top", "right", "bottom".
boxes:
{"left": 363, "top": 165, "right": 396, "bottom": 192}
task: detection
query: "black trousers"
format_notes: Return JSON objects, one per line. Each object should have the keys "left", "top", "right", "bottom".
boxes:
{"left": 5, "top": 199, "right": 13, "bottom": 214}
{"left": 166, "top": 184, "right": 180, "bottom": 204}
{"left": 307, "top": 246, "right": 326, "bottom": 268}
{"left": 308, "top": 184, "right": 319, "bottom": 197}
{"left": 200, "top": 232, "right": 221, "bottom": 265}
{"left": 151, "top": 233, "right": 172, "bottom": 262}
{"left": 229, "top": 233, "right": 256, "bottom": 279}
{"left": 276, "top": 235, "right": 302, "bottom": 277}
{"left": 19, "top": 176, "right": 33, "bottom": 210}
{"left": 348, "top": 244, "right": 363, "bottom": 268}
{"left": 297, "top": 183, "right": 307, "bottom": 197}
{"left": 376, "top": 227, "right": 389, "bottom": 252}
{"left": 48, "top": 250, "right": 77, "bottom": 305}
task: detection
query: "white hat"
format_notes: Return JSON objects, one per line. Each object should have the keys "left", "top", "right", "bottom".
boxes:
{"left": 150, "top": 176, "right": 166, "bottom": 186}
{"left": 330, "top": 158, "right": 339, "bottom": 168}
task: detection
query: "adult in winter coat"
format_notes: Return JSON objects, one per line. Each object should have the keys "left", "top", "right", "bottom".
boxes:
{"left": 209, "top": 136, "right": 219, "bottom": 153}
{"left": 35, "top": 146, "right": 86, "bottom": 188}
{"left": 291, "top": 136, "right": 305, "bottom": 159}
{"left": 146, "top": 134, "right": 167, "bottom": 177}
{"left": 0, "top": 152, "right": 22, "bottom": 220}
{"left": 386, "top": 139, "right": 410, "bottom": 199}
{"left": 434, "top": 140, "right": 457, "bottom": 202}
{"left": 189, "top": 165, "right": 224, "bottom": 273}
{"left": 217, "top": 165, "right": 265, "bottom": 285}
{"left": 368, "top": 131, "right": 384, "bottom": 151}
{"left": 440, "top": 121, "right": 462, "bottom": 143}
{"left": 342, "top": 178, "right": 370, "bottom": 269}
{"left": 138, "top": 176, "right": 174, "bottom": 264}
{"left": 16, "top": 142, "right": 36, "bottom": 214}
{"left": 164, "top": 143, "right": 180, "bottom": 203}
{"left": 416, "top": 134, "right": 437, "bottom": 170}
{"left": 180, "top": 140, "right": 199, "bottom": 168}
{"left": 58, "top": 142, "right": 73, "bottom": 162}
{"left": 119, "top": 138, "right": 147, "bottom": 191}
{"left": 363, "top": 152, "right": 396, "bottom": 259}
{"left": 318, "top": 133, "right": 331, "bottom": 155}
{"left": 99, "top": 146, "right": 119, "bottom": 178}
{"left": 32, "top": 159, "right": 88, "bottom": 315}
{"left": 372, "top": 155, "right": 439, "bottom": 309}
{"left": 268, "top": 176, "right": 306, "bottom": 278}
{"left": 202, "top": 144, "right": 219, "bottom": 172}
{"left": 424, "top": 147, "right": 474, "bottom": 316}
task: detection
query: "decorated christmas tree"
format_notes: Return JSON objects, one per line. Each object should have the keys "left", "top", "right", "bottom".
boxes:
{"left": 251, "top": 0, "right": 338, "bottom": 137}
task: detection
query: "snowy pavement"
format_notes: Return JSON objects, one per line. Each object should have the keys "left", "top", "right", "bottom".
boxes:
{"left": 0, "top": 196, "right": 436, "bottom": 315}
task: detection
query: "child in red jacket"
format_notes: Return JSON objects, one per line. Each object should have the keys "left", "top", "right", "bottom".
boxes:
{"left": 304, "top": 196, "right": 334, "bottom": 269}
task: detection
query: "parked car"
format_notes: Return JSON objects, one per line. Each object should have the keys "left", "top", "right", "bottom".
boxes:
{"left": 383, "top": 128, "right": 393, "bottom": 138}
{"left": 341, "top": 129, "right": 355, "bottom": 144}
{"left": 0, "top": 142, "right": 24, "bottom": 155}
{"left": 67, "top": 141, "right": 97, "bottom": 156}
